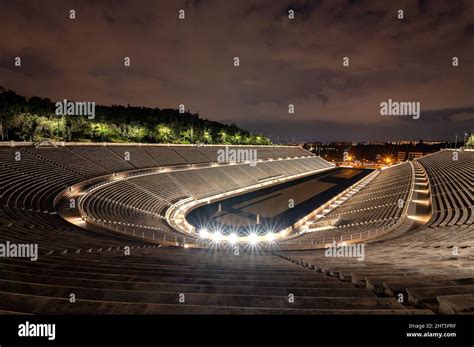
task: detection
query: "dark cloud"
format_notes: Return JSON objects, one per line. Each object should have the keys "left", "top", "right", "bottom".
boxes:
{"left": 0, "top": 49, "right": 59, "bottom": 78}
{"left": 318, "top": 94, "right": 329, "bottom": 105}
{"left": 241, "top": 106, "right": 473, "bottom": 142}
{"left": 285, "top": 0, "right": 322, "bottom": 19}
{"left": 101, "top": 9, "right": 116, "bottom": 24}
{"left": 185, "top": 0, "right": 205, "bottom": 9}
{"left": 465, "top": 23, "right": 474, "bottom": 34}
{"left": 244, "top": 0, "right": 277, "bottom": 16}
{"left": 418, "top": 0, "right": 431, "bottom": 14}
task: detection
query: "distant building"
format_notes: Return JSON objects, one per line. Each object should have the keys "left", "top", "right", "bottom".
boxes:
{"left": 398, "top": 151, "right": 407, "bottom": 162}
{"left": 331, "top": 142, "right": 353, "bottom": 146}
{"left": 309, "top": 141, "right": 323, "bottom": 147}
{"left": 424, "top": 141, "right": 444, "bottom": 145}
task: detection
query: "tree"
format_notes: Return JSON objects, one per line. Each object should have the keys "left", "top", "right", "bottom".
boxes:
{"left": 466, "top": 134, "right": 474, "bottom": 148}
{"left": 202, "top": 129, "right": 212, "bottom": 144}
{"left": 154, "top": 124, "right": 174, "bottom": 143}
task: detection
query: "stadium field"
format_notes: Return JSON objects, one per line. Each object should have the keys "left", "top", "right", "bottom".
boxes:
{"left": 187, "top": 167, "right": 372, "bottom": 236}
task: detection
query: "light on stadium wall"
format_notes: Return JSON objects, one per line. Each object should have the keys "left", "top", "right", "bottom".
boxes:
{"left": 199, "top": 228, "right": 209, "bottom": 238}
{"left": 408, "top": 215, "right": 431, "bottom": 223}
{"left": 211, "top": 232, "right": 223, "bottom": 242}
{"left": 248, "top": 233, "right": 259, "bottom": 246}
{"left": 412, "top": 199, "right": 431, "bottom": 206}
{"left": 266, "top": 232, "right": 275, "bottom": 242}
{"left": 228, "top": 233, "right": 238, "bottom": 244}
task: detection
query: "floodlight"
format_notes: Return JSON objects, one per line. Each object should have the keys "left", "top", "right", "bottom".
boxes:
{"left": 199, "top": 228, "right": 208, "bottom": 238}
{"left": 248, "top": 233, "right": 259, "bottom": 245}
{"left": 228, "top": 233, "right": 238, "bottom": 244}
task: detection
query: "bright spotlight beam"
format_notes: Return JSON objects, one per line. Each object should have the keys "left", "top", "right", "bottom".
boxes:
{"left": 266, "top": 232, "right": 275, "bottom": 242}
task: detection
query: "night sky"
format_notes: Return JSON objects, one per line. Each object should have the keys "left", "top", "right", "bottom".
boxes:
{"left": 1, "top": 0, "right": 473, "bottom": 142}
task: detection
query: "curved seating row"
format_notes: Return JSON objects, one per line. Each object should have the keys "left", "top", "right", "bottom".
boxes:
{"left": 80, "top": 157, "right": 333, "bottom": 239}
{"left": 0, "top": 145, "right": 319, "bottom": 253}
{"left": 283, "top": 162, "right": 413, "bottom": 245}
{"left": 0, "top": 247, "right": 431, "bottom": 314}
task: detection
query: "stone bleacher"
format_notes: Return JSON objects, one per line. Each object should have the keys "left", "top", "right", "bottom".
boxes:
{"left": 0, "top": 144, "right": 315, "bottom": 253}
{"left": 0, "top": 146, "right": 472, "bottom": 315}
{"left": 80, "top": 156, "right": 333, "bottom": 239}
{"left": 418, "top": 150, "right": 473, "bottom": 227}
{"left": 283, "top": 162, "right": 413, "bottom": 245}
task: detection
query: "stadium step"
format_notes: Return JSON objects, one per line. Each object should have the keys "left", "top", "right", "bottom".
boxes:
{"left": 0, "top": 291, "right": 434, "bottom": 315}
{"left": 0, "top": 146, "right": 472, "bottom": 315}
{"left": 342, "top": 271, "right": 422, "bottom": 285}
{"left": 384, "top": 278, "right": 474, "bottom": 297}
{"left": 0, "top": 265, "right": 341, "bottom": 287}
{"left": 0, "top": 273, "right": 354, "bottom": 296}
{"left": 365, "top": 274, "right": 474, "bottom": 294}
{"left": 0, "top": 264, "right": 330, "bottom": 282}
{"left": 407, "top": 285, "right": 474, "bottom": 310}
{"left": 0, "top": 289, "right": 412, "bottom": 312}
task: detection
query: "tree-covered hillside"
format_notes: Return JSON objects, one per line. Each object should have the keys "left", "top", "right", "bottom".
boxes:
{"left": 0, "top": 87, "right": 271, "bottom": 145}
